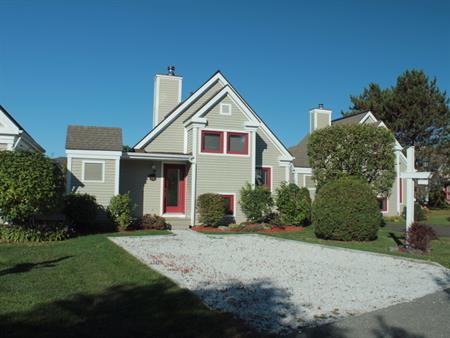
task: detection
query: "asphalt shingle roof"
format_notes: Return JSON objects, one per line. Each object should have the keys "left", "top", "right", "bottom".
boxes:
{"left": 66, "top": 125, "right": 123, "bottom": 151}
{"left": 289, "top": 112, "right": 374, "bottom": 168}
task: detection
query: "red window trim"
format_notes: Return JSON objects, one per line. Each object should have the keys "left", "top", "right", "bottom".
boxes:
{"left": 222, "top": 194, "right": 234, "bottom": 215}
{"left": 399, "top": 178, "right": 403, "bottom": 204}
{"left": 446, "top": 186, "right": 450, "bottom": 202}
{"left": 226, "top": 132, "right": 249, "bottom": 155}
{"left": 380, "top": 197, "right": 388, "bottom": 212}
{"left": 257, "top": 167, "right": 272, "bottom": 191}
{"left": 201, "top": 130, "right": 224, "bottom": 153}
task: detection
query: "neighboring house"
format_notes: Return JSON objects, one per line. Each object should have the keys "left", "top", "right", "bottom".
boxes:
{"left": 289, "top": 107, "right": 407, "bottom": 217}
{"left": 65, "top": 68, "right": 294, "bottom": 226}
{"left": 0, "top": 105, "right": 45, "bottom": 153}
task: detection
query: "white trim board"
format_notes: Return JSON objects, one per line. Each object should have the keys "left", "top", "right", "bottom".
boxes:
{"left": 135, "top": 72, "right": 229, "bottom": 149}
{"left": 81, "top": 160, "right": 105, "bottom": 183}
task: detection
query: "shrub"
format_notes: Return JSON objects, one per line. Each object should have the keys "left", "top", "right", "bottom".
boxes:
{"left": 240, "top": 183, "right": 273, "bottom": 223}
{"left": 107, "top": 193, "right": 135, "bottom": 229}
{"left": 402, "top": 203, "right": 426, "bottom": 222}
{"left": 0, "top": 223, "right": 72, "bottom": 243}
{"left": 0, "top": 151, "right": 65, "bottom": 224}
{"left": 139, "top": 214, "right": 168, "bottom": 230}
{"left": 197, "top": 193, "right": 225, "bottom": 226}
{"left": 312, "top": 176, "right": 382, "bottom": 241}
{"left": 407, "top": 223, "right": 438, "bottom": 252}
{"left": 275, "top": 183, "right": 311, "bottom": 225}
{"left": 63, "top": 193, "right": 99, "bottom": 231}
{"left": 428, "top": 187, "right": 447, "bottom": 209}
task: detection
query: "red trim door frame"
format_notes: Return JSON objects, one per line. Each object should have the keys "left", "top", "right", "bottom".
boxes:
{"left": 163, "top": 164, "right": 186, "bottom": 213}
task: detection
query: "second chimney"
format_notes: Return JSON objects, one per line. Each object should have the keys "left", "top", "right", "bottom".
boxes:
{"left": 309, "top": 104, "right": 332, "bottom": 133}
{"left": 153, "top": 66, "right": 183, "bottom": 127}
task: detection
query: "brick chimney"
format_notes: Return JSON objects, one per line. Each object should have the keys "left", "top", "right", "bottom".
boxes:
{"left": 153, "top": 66, "right": 182, "bottom": 127}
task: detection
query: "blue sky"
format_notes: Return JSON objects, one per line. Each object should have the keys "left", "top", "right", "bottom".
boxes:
{"left": 1, "top": 0, "right": 449, "bottom": 157}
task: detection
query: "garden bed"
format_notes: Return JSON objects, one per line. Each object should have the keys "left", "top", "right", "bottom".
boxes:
{"left": 192, "top": 224, "right": 305, "bottom": 234}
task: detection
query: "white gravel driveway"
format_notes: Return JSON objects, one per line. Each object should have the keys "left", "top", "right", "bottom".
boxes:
{"left": 110, "top": 230, "right": 450, "bottom": 335}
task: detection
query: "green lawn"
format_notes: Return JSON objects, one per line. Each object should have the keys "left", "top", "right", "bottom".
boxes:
{"left": 264, "top": 226, "right": 450, "bottom": 269}
{"left": 0, "top": 231, "right": 257, "bottom": 338}
{"left": 386, "top": 208, "right": 450, "bottom": 226}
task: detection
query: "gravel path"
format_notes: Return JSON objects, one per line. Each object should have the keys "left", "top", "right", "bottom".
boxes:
{"left": 110, "top": 231, "right": 450, "bottom": 335}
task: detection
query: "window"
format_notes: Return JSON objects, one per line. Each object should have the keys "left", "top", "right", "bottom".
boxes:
{"left": 227, "top": 132, "right": 248, "bottom": 155}
{"left": 379, "top": 197, "right": 388, "bottom": 212}
{"left": 220, "top": 103, "right": 232, "bottom": 115}
{"left": 446, "top": 186, "right": 450, "bottom": 202}
{"left": 82, "top": 161, "right": 104, "bottom": 182}
{"left": 201, "top": 130, "right": 223, "bottom": 153}
{"left": 222, "top": 194, "right": 234, "bottom": 215}
{"left": 256, "top": 167, "right": 271, "bottom": 191}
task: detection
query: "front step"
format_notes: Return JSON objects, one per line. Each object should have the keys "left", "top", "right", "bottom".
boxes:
{"left": 165, "top": 217, "right": 191, "bottom": 230}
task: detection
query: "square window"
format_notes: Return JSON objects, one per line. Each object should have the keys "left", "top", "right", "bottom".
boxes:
{"left": 256, "top": 167, "right": 271, "bottom": 191}
{"left": 83, "top": 162, "right": 104, "bottom": 182}
{"left": 201, "top": 130, "right": 223, "bottom": 153}
{"left": 222, "top": 194, "right": 234, "bottom": 215}
{"left": 227, "top": 132, "right": 248, "bottom": 155}
{"left": 220, "top": 103, "right": 232, "bottom": 115}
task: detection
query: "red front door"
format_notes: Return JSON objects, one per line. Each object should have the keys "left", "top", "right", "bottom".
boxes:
{"left": 163, "top": 164, "right": 186, "bottom": 213}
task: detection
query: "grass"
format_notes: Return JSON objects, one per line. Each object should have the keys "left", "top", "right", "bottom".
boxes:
{"left": 0, "top": 231, "right": 257, "bottom": 338}
{"left": 264, "top": 226, "right": 450, "bottom": 269}
{"left": 386, "top": 208, "right": 450, "bottom": 226}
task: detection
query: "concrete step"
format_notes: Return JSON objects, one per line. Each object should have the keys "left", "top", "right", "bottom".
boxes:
{"left": 165, "top": 217, "right": 191, "bottom": 230}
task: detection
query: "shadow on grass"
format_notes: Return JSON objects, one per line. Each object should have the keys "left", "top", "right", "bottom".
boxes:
{"left": 0, "top": 256, "right": 73, "bottom": 277}
{"left": 0, "top": 282, "right": 262, "bottom": 338}
{"left": 388, "top": 232, "right": 405, "bottom": 247}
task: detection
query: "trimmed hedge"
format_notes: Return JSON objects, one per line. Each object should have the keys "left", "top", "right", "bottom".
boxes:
{"left": 240, "top": 183, "right": 273, "bottom": 223}
{"left": 0, "top": 223, "right": 72, "bottom": 242}
{"left": 275, "top": 183, "right": 311, "bottom": 226}
{"left": 63, "top": 193, "right": 99, "bottom": 231}
{"left": 197, "top": 193, "right": 225, "bottom": 226}
{"left": 0, "top": 151, "right": 65, "bottom": 224}
{"left": 107, "top": 193, "right": 136, "bottom": 230}
{"left": 312, "top": 177, "right": 382, "bottom": 241}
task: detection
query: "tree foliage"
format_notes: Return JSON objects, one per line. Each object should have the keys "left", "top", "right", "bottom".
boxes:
{"left": 0, "top": 151, "right": 65, "bottom": 224}
{"left": 275, "top": 183, "right": 311, "bottom": 226}
{"left": 308, "top": 124, "right": 396, "bottom": 196}
{"left": 345, "top": 69, "right": 450, "bottom": 192}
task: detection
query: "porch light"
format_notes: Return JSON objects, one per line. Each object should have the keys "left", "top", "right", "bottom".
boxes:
{"left": 148, "top": 164, "right": 157, "bottom": 181}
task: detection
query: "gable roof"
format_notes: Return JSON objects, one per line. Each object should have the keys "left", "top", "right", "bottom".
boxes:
{"left": 134, "top": 70, "right": 293, "bottom": 160}
{"left": 289, "top": 111, "right": 391, "bottom": 168}
{"left": 66, "top": 125, "right": 123, "bottom": 151}
{"left": 0, "top": 105, "right": 45, "bottom": 152}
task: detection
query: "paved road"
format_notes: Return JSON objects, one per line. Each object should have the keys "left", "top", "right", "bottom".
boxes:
{"left": 386, "top": 224, "right": 450, "bottom": 237}
{"left": 299, "top": 289, "right": 450, "bottom": 338}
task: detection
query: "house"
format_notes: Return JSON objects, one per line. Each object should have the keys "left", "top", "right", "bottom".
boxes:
{"left": 289, "top": 106, "right": 408, "bottom": 217}
{"left": 65, "top": 68, "right": 294, "bottom": 227}
{"left": 0, "top": 105, "right": 45, "bottom": 153}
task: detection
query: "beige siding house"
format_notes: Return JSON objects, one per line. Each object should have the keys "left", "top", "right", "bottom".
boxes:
{"left": 289, "top": 107, "right": 408, "bottom": 217}
{"left": 0, "top": 105, "right": 45, "bottom": 153}
{"left": 66, "top": 68, "right": 294, "bottom": 226}
{"left": 65, "top": 67, "right": 409, "bottom": 226}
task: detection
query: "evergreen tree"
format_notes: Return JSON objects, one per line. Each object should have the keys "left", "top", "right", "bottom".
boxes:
{"left": 344, "top": 70, "right": 450, "bottom": 196}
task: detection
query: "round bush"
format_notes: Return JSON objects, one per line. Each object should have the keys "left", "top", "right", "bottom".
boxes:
{"left": 275, "top": 183, "right": 311, "bottom": 226}
{"left": 197, "top": 193, "right": 225, "bottom": 226}
{"left": 240, "top": 183, "right": 273, "bottom": 223}
{"left": 63, "top": 193, "right": 99, "bottom": 231}
{"left": 0, "top": 151, "right": 65, "bottom": 224}
{"left": 312, "top": 177, "right": 382, "bottom": 241}
{"left": 139, "top": 214, "right": 168, "bottom": 230}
